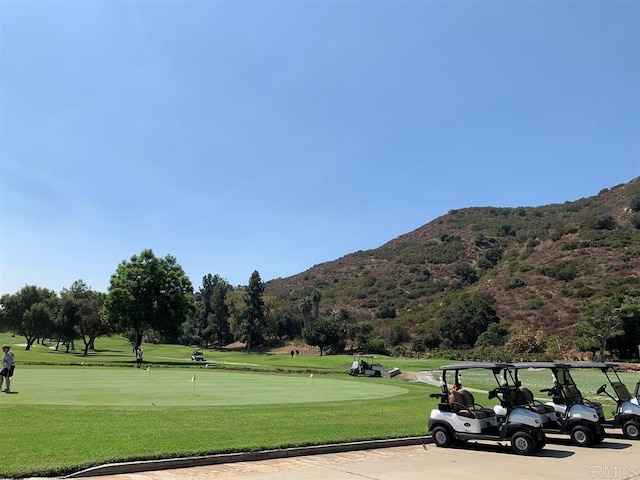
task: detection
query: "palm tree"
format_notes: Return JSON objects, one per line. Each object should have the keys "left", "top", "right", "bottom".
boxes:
{"left": 299, "top": 297, "right": 312, "bottom": 326}
{"left": 311, "top": 289, "right": 322, "bottom": 321}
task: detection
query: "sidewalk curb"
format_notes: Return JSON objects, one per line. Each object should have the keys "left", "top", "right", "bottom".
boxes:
{"left": 64, "top": 436, "right": 432, "bottom": 478}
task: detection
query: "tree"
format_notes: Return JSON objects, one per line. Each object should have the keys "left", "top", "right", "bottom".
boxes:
{"left": 54, "top": 294, "right": 81, "bottom": 352}
{"left": 613, "top": 296, "right": 640, "bottom": 359}
{"left": 453, "top": 263, "right": 478, "bottom": 284}
{"left": 574, "top": 298, "right": 624, "bottom": 362}
{"left": 302, "top": 316, "right": 340, "bottom": 356}
{"left": 77, "top": 296, "right": 110, "bottom": 355}
{"left": 0, "top": 285, "right": 57, "bottom": 350}
{"left": 474, "top": 322, "right": 508, "bottom": 349}
{"left": 437, "top": 292, "right": 499, "bottom": 347}
{"left": 238, "top": 271, "right": 267, "bottom": 352}
{"left": 311, "top": 289, "right": 322, "bottom": 321}
{"left": 503, "top": 322, "right": 547, "bottom": 355}
{"left": 195, "top": 274, "right": 232, "bottom": 348}
{"left": 262, "top": 295, "right": 281, "bottom": 344}
{"left": 103, "top": 249, "right": 194, "bottom": 348}
{"left": 62, "top": 280, "right": 110, "bottom": 355}
{"left": 299, "top": 297, "right": 312, "bottom": 326}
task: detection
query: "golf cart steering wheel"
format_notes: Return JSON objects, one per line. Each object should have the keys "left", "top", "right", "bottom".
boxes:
{"left": 488, "top": 387, "right": 500, "bottom": 399}
{"left": 597, "top": 384, "right": 607, "bottom": 395}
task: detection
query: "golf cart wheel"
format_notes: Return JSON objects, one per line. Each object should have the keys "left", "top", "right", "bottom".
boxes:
{"left": 511, "top": 431, "right": 536, "bottom": 455}
{"left": 432, "top": 426, "right": 453, "bottom": 448}
{"left": 374, "top": 370, "right": 381, "bottom": 377}
{"left": 570, "top": 425, "right": 594, "bottom": 447}
{"left": 622, "top": 420, "right": 640, "bottom": 440}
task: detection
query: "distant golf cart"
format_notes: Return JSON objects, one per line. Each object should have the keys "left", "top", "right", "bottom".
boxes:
{"left": 349, "top": 355, "right": 385, "bottom": 377}
{"left": 633, "top": 379, "right": 640, "bottom": 406}
{"left": 191, "top": 349, "right": 206, "bottom": 361}
{"left": 428, "top": 362, "right": 546, "bottom": 455}
{"left": 569, "top": 362, "right": 640, "bottom": 440}
{"left": 509, "top": 362, "right": 604, "bottom": 446}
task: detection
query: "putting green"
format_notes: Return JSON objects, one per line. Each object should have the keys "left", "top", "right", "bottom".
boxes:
{"left": 4, "top": 366, "right": 409, "bottom": 406}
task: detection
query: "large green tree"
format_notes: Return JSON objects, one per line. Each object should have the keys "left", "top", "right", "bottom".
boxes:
{"left": 0, "top": 285, "right": 57, "bottom": 350}
{"left": 303, "top": 316, "right": 340, "bottom": 356}
{"left": 608, "top": 295, "right": 640, "bottom": 359}
{"left": 103, "top": 249, "right": 194, "bottom": 348}
{"left": 574, "top": 298, "right": 624, "bottom": 362}
{"left": 62, "top": 280, "right": 109, "bottom": 355}
{"left": 54, "top": 294, "right": 81, "bottom": 352}
{"left": 437, "top": 292, "right": 499, "bottom": 347}
{"left": 238, "top": 271, "right": 267, "bottom": 352}
{"left": 200, "top": 274, "right": 232, "bottom": 348}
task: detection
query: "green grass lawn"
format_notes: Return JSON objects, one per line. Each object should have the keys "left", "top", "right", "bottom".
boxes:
{"left": 0, "top": 333, "right": 443, "bottom": 478}
{"left": 2, "top": 367, "right": 434, "bottom": 478}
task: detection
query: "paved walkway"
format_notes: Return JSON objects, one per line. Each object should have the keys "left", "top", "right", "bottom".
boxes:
{"left": 47, "top": 433, "right": 639, "bottom": 480}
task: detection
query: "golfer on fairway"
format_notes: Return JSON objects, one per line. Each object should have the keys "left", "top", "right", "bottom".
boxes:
{"left": 0, "top": 345, "right": 15, "bottom": 392}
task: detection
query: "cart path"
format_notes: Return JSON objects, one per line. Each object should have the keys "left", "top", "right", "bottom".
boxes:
{"left": 41, "top": 434, "right": 640, "bottom": 480}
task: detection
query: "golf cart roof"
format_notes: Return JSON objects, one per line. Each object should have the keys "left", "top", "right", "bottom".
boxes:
{"left": 569, "top": 362, "right": 619, "bottom": 370}
{"left": 440, "top": 362, "right": 511, "bottom": 371}
{"left": 511, "top": 362, "right": 571, "bottom": 369}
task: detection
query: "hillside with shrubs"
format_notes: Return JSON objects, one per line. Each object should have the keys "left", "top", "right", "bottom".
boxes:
{"left": 265, "top": 177, "right": 640, "bottom": 360}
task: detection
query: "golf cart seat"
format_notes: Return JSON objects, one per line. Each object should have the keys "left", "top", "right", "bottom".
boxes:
{"left": 612, "top": 382, "right": 632, "bottom": 402}
{"left": 562, "top": 384, "right": 584, "bottom": 404}
{"left": 449, "top": 389, "right": 496, "bottom": 419}
{"left": 519, "top": 387, "right": 556, "bottom": 414}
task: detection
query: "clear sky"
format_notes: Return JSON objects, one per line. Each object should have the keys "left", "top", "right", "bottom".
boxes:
{"left": 1, "top": 0, "right": 638, "bottom": 295}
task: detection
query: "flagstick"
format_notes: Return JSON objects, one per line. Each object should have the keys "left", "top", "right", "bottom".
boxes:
{"left": 192, "top": 374, "right": 196, "bottom": 395}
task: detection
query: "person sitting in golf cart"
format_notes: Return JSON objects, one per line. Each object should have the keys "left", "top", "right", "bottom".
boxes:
{"left": 359, "top": 359, "right": 369, "bottom": 374}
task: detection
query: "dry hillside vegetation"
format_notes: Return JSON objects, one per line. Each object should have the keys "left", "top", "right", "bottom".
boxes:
{"left": 266, "top": 178, "right": 640, "bottom": 340}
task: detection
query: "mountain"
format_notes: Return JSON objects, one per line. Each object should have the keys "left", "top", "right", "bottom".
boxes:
{"left": 265, "top": 178, "right": 640, "bottom": 339}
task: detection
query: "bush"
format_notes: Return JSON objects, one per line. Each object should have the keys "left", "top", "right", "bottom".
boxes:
{"left": 504, "top": 277, "right": 525, "bottom": 290}
{"left": 362, "top": 337, "right": 388, "bottom": 355}
{"left": 376, "top": 305, "right": 397, "bottom": 319}
{"left": 521, "top": 296, "right": 544, "bottom": 310}
{"left": 390, "top": 345, "right": 409, "bottom": 357}
{"left": 539, "top": 260, "right": 579, "bottom": 281}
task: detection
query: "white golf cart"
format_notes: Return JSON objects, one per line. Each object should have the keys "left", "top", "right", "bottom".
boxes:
{"left": 191, "top": 349, "right": 206, "bottom": 361}
{"left": 348, "top": 355, "right": 385, "bottom": 377}
{"left": 509, "top": 362, "right": 604, "bottom": 446}
{"left": 570, "top": 362, "right": 640, "bottom": 440}
{"left": 428, "top": 362, "right": 547, "bottom": 455}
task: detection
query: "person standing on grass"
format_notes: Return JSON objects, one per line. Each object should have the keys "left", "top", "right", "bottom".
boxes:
{"left": 136, "top": 346, "right": 143, "bottom": 368}
{"left": 0, "top": 345, "right": 15, "bottom": 392}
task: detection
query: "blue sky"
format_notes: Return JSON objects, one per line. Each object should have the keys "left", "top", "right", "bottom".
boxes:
{"left": 1, "top": 0, "right": 638, "bottom": 295}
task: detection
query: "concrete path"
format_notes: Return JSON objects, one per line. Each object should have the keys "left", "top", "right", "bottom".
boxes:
{"left": 41, "top": 433, "right": 639, "bottom": 480}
